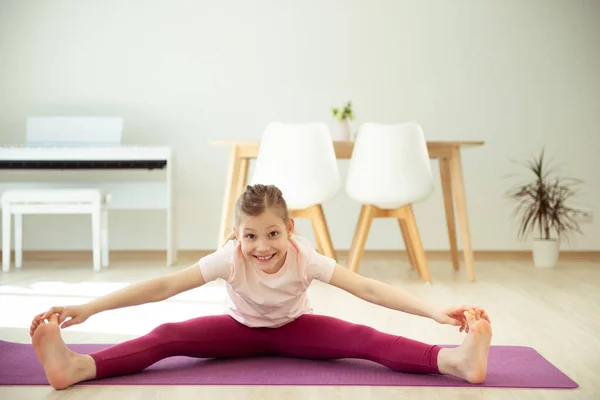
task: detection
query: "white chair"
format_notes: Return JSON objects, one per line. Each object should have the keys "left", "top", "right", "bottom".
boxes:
{"left": 250, "top": 122, "right": 341, "bottom": 260}
{"left": 345, "top": 122, "right": 434, "bottom": 282}
{"left": 1, "top": 189, "right": 110, "bottom": 273}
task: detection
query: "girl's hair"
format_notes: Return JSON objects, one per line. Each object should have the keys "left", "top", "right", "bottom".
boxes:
{"left": 225, "top": 184, "right": 290, "bottom": 242}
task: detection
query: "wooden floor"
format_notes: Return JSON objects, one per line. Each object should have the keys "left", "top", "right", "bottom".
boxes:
{"left": 1, "top": 252, "right": 598, "bottom": 399}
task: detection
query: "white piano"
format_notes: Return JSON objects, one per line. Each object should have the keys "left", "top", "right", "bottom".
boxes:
{"left": 0, "top": 116, "right": 176, "bottom": 266}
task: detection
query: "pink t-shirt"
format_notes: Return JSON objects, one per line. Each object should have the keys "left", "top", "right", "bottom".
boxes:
{"left": 197, "top": 235, "right": 337, "bottom": 328}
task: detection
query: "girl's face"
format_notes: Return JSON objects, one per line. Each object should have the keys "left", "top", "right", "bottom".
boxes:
{"left": 234, "top": 210, "right": 295, "bottom": 274}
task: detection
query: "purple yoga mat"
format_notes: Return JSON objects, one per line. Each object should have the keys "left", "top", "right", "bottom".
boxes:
{"left": 0, "top": 340, "right": 577, "bottom": 389}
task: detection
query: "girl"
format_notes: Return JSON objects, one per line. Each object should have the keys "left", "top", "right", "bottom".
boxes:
{"left": 30, "top": 184, "right": 492, "bottom": 390}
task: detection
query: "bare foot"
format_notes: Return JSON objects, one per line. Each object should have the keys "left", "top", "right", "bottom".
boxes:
{"left": 31, "top": 313, "right": 96, "bottom": 390}
{"left": 30, "top": 313, "right": 44, "bottom": 337}
{"left": 438, "top": 309, "right": 492, "bottom": 384}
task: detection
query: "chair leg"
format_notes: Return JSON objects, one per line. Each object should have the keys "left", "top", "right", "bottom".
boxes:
{"left": 347, "top": 205, "right": 376, "bottom": 273}
{"left": 15, "top": 214, "right": 22, "bottom": 269}
{"left": 290, "top": 208, "right": 323, "bottom": 254}
{"left": 398, "top": 219, "right": 417, "bottom": 269}
{"left": 2, "top": 206, "right": 10, "bottom": 272}
{"left": 91, "top": 210, "right": 101, "bottom": 272}
{"left": 307, "top": 204, "right": 336, "bottom": 261}
{"left": 401, "top": 205, "right": 431, "bottom": 283}
{"left": 309, "top": 218, "right": 325, "bottom": 255}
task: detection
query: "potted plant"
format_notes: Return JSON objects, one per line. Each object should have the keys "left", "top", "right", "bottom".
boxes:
{"left": 507, "top": 148, "right": 583, "bottom": 268}
{"left": 331, "top": 101, "right": 355, "bottom": 141}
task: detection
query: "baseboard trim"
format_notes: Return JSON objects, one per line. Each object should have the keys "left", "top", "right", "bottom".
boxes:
{"left": 3, "top": 249, "right": 599, "bottom": 263}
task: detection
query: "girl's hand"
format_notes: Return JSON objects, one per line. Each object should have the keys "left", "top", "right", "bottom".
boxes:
{"left": 40, "top": 304, "right": 93, "bottom": 329}
{"left": 433, "top": 306, "right": 490, "bottom": 332}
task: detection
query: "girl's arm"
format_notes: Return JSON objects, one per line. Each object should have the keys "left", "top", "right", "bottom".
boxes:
{"left": 87, "top": 264, "right": 207, "bottom": 315}
{"left": 42, "top": 264, "right": 206, "bottom": 321}
{"left": 328, "top": 264, "right": 441, "bottom": 320}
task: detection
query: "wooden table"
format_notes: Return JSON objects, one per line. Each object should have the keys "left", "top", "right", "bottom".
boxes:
{"left": 210, "top": 140, "right": 484, "bottom": 281}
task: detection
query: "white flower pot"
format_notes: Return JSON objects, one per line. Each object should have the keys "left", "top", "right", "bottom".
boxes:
{"left": 332, "top": 119, "right": 351, "bottom": 141}
{"left": 532, "top": 239, "right": 559, "bottom": 268}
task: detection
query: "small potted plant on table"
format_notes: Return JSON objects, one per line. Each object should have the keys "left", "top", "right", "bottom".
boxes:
{"left": 331, "top": 101, "right": 355, "bottom": 141}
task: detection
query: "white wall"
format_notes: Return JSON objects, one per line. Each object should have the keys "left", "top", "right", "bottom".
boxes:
{"left": 0, "top": 0, "right": 598, "bottom": 253}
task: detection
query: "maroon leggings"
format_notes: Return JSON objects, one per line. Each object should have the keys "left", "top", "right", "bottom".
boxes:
{"left": 89, "top": 314, "right": 441, "bottom": 379}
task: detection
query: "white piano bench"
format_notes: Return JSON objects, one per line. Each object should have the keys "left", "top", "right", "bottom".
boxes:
{"left": 1, "top": 188, "right": 110, "bottom": 273}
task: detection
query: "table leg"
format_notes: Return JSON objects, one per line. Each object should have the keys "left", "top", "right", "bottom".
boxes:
{"left": 439, "top": 157, "right": 460, "bottom": 270}
{"left": 448, "top": 147, "right": 476, "bottom": 281}
{"left": 218, "top": 146, "right": 249, "bottom": 247}
{"left": 235, "top": 159, "right": 250, "bottom": 207}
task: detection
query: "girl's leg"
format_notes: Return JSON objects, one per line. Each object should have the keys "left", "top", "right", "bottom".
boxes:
{"left": 268, "top": 314, "right": 440, "bottom": 374}
{"left": 32, "top": 313, "right": 267, "bottom": 389}
{"left": 90, "top": 314, "right": 269, "bottom": 379}
{"left": 267, "top": 312, "right": 492, "bottom": 383}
